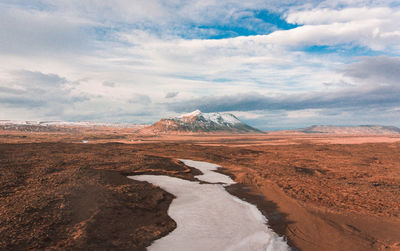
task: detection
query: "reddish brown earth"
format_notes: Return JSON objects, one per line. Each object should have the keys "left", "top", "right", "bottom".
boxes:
{"left": 1, "top": 130, "right": 400, "bottom": 250}
{"left": 0, "top": 143, "right": 200, "bottom": 250}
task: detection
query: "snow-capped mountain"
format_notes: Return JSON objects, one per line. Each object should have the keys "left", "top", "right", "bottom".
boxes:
{"left": 140, "top": 110, "right": 262, "bottom": 134}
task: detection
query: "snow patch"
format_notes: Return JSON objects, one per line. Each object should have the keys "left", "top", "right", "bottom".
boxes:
{"left": 181, "top": 109, "right": 202, "bottom": 118}
{"left": 179, "top": 159, "right": 235, "bottom": 185}
{"left": 129, "top": 160, "right": 290, "bottom": 251}
{"left": 201, "top": 112, "right": 241, "bottom": 125}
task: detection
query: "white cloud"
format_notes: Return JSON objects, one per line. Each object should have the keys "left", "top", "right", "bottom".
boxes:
{"left": 286, "top": 7, "right": 392, "bottom": 25}
{"left": 283, "top": 7, "right": 400, "bottom": 51}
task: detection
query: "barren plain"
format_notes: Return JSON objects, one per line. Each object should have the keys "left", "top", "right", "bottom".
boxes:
{"left": 1, "top": 128, "right": 400, "bottom": 250}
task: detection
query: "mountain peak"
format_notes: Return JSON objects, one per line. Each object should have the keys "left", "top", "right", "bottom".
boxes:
{"left": 181, "top": 110, "right": 202, "bottom": 118}
{"left": 140, "top": 111, "right": 262, "bottom": 134}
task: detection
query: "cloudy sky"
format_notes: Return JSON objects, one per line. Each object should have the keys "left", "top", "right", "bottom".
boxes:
{"left": 1, "top": 0, "right": 400, "bottom": 129}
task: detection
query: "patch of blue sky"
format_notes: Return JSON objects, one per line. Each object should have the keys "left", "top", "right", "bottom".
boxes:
{"left": 211, "top": 78, "right": 232, "bottom": 83}
{"left": 302, "top": 44, "right": 386, "bottom": 57}
{"left": 170, "top": 75, "right": 208, "bottom": 82}
{"left": 92, "top": 26, "right": 120, "bottom": 40}
{"left": 254, "top": 10, "right": 299, "bottom": 30}
{"left": 89, "top": 25, "right": 144, "bottom": 47}
{"left": 389, "top": 1, "right": 400, "bottom": 8}
{"left": 184, "top": 9, "right": 299, "bottom": 39}
{"left": 193, "top": 25, "right": 261, "bottom": 39}
{"left": 0, "top": 0, "right": 52, "bottom": 11}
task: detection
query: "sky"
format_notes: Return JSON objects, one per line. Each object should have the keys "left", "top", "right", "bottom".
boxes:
{"left": 1, "top": 0, "right": 400, "bottom": 130}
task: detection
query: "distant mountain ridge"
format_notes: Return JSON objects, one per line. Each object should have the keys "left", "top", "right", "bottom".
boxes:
{"left": 298, "top": 125, "right": 400, "bottom": 135}
{"left": 0, "top": 120, "right": 145, "bottom": 132}
{"left": 140, "top": 110, "right": 262, "bottom": 134}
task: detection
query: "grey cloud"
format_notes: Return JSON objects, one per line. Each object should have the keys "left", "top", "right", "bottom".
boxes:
{"left": 167, "top": 84, "right": 400, "bottom": 113}
{"left": 0, "top": 96, "right": 46, "bottom": 107}
{"left": 102, "top": 81, "right": 116, "bottom": 87}
{"left": 340, "top": 56, "right": 400, "bottom": 84}
{"left": 13, "top": 70, "right": 67, "bottom": 87}
{"left": 323, "top": 80, "right": 354, "bottom": 87}
{"left": 128, "top": 93, "right": 151, "bottom": 104}
{"left": 70, "top": 95, "right": 90, "bottom": 103}
{"left": 165, "top": 91, "right": 179, "bottom": 98}
{"left": 0, "top": 70, "right": 88, "bottom": 115}
{"left": 0, "top": 86, "right": 25, "bottom": 94}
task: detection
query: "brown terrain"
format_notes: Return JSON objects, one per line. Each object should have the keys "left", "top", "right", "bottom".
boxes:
{"left": 1, "top": 127, "right": 400, "bottom": 250}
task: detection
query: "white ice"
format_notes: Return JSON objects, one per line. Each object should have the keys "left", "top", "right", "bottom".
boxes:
{"left": 179, "top": 159, "right": 236, "bottom": 185}
{"left": 128, "top": 160, "right": 290, "bottom": 251}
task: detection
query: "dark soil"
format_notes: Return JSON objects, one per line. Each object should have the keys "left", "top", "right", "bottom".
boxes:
{"left": 0, "top": 143, "right": 199, "bottom": 250}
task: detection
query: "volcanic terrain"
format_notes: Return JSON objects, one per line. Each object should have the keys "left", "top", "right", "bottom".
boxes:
{"left": 1, "top": 122, "right": 400, "bottom": 250}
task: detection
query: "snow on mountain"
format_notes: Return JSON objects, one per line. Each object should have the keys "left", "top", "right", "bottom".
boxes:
{"left": 141, "top": 110, "right": 262, "bottom": 134}
{"left": 179, "top": 110, "right": 241, "bottom": 126}
{"left": 202, "top": 112, "right": 241, "bottom": 125}
{"left": 181, "top": 110, "right": 202, "bottom": 118}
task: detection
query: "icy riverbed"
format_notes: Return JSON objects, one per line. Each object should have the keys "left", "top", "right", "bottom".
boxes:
{"left": 129, "top": 159, "right": 290, "bottom": 251}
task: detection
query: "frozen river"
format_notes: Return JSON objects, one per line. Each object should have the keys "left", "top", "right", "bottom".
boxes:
{"left": 129, "top": 159, "right": 290, "bottom": 251}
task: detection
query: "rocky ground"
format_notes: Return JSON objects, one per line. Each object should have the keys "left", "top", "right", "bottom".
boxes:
{"left": 1, "top": 132, "right": 400, "bottom": 250}
{"left": 0, "top": 143, "right": 200, "bottom": 250}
